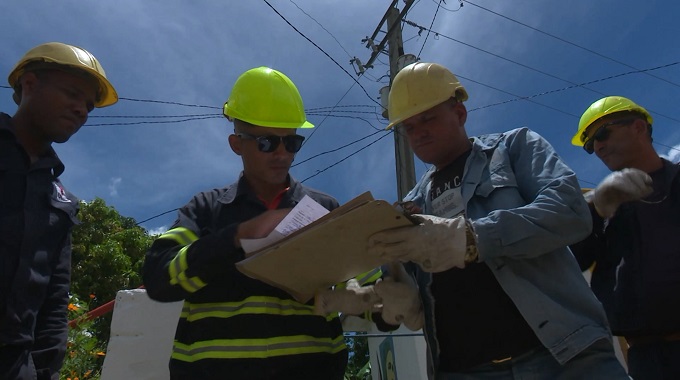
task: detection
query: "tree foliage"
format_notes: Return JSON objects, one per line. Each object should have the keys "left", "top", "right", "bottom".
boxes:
{"left": 345, "top": 333, "right": 372, "bottom": 380}
{"left": 70, "top": 198, "right": 157, "bottom": 341}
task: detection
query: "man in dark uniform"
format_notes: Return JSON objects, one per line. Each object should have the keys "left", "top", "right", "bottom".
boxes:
{"left": 0, "top": 42, "right": 118, "bottom": 379}
{"left": 570, "top": 96, "right": 680, "bottom": 379}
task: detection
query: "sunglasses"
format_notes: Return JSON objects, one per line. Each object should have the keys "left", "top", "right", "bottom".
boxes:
{"left": 582, "top": 118, "right": 637, "bottom": 154}
{"left": 237, "top": 132, "right": 305, "bottom": 153}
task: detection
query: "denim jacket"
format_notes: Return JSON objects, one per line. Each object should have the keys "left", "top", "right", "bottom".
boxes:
{"left": 403, "top": 127, "right": 611, "bottom": 378}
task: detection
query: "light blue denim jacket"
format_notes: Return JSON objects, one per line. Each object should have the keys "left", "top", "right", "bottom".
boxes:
{"left": 402, "top": 127, "right": 611, "bottom": 378}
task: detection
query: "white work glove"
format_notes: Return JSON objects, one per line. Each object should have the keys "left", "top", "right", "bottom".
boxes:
{"left": 585, "top": 168, "right": 653, "bottom": 218}
{"left": 314, "top": 278, "right": 381, "bottom": 316}
{"left": 367, "top": 214, "right": 468, "bottom": 273}
{"left": 374, "top": 262, "right": 423, "bottom": 330}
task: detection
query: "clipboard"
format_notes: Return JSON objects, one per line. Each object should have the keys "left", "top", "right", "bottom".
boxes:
{"left": 235, "top": 192, "right": 416, "bottom": 303}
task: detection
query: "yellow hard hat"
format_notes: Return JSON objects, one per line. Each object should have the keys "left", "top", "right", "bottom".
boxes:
{"left": 387, "top": 62, "right": 468, "bottom": 129}
{"left": 8, "top": 42, "right": 118, "bottom": 108}
{"left": 572, "top": 96, "right": 653, "bottom": 146}
{"left": 223, "top": 67, "right": 313, "bottom": 129}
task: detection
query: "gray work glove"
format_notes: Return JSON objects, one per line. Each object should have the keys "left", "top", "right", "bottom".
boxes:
{"left": 374, "top": 262, "right": 424, "bottom": 331}
{"left": 585, "top": 168, "right": 653, "bottom": 218}
{"left": 314, "top": 278, "right": 381, "bottom": 316}
{"left": 367, "top": 214, "right": 468, "bottom": 273}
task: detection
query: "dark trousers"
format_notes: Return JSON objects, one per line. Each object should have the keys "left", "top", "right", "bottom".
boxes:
{"left": 627, "top": 340, "right": 680, "bottom": 380}
{"left": 0, "top": 345, "right": 37, "bottom": 380}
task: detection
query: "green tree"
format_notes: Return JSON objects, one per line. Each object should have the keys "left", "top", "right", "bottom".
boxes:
{"left": 345, "top": 333, "right": 372, "bottom": 380}
{"left": 70, "top": 197, "right": 157, "bottom": 342}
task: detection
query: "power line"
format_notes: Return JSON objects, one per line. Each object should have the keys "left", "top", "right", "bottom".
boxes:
{"left": 119, "top": 97, "right": 221, "bottom": 109}
{"left": 288, "top": 0, "right": 353, "bottom": 59}
{"left": 404, "top": 19, "right": 606, "bottom": 97}
{"left": 462, "top": 0, "right": 680, "bottom": 89}
{"left": 466, "top": 62, "right": 680, "bottom": 124}
{"left": 86, "top": 116, "right": 222, "bottom": 127}
{"left": 416, "top": 0, "right": 443, "bottom": 59}
{"left": 136, "top": 208, "right": 179, "bottom": 225}
{"left": 300, "top": 131, "right": 392, "bottom": 183}
{"left": 293, "top": 130, "right": 384, "bottom": 167}
{"left": 90, "top": 113, "right": 219, "bottom": 119}
{"left": 401, "top": 19, "right": 680, "bottom": 124}
{"left": 302, "top": 80, "right": 361, "bottom": 149}
{"left": 432, "top": 0, "right": 463, "bottom": 12}
{"left": 262, "top": 0, "right": 381, "bottom": 107}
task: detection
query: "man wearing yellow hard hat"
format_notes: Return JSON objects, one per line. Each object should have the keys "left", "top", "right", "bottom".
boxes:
{"left": 570, "top": 96, "right": 680, "bottom": 380}
{"left": 0, "top": 42, "right": 117, "bottom": 378}
{"left": 316, "top": 62, "right": 628, "bottom": 378}
{"left": 143, "top": 67, "right": 353, "bottom": 379}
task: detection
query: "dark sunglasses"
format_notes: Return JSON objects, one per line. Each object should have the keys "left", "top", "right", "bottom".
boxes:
{"left": 237, "top": 132, "right": 305, "bottom": 153}
{"left": 582, "top": 118, "right": 637, "bottom": 154}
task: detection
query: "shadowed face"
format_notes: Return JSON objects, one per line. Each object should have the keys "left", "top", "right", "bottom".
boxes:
{"left": 20, "top": 69, "right": 97, "bottom": 144}
{"left": 584, "top": 115, "right": 646, "bottom": 171}
{"left": 401, "top": 99, "right": 470, "bottom": 169}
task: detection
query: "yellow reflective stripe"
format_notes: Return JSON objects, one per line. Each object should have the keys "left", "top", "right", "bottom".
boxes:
{"left": 334, "top": 268, "right": 382, "bottom": 290}
{"left": 178, "top": 296, "right": 334, "bottom": 321}
{"left": 168, "top": 245, "right": 206, "bottom": 293}
{"left": 171, "top": 335, "right": 346, "bottom": 361}
{"left": 158, "top": 227, "right": 198, "bottom": 246}
{"left": 355, "top": 268, "right": 382, "bottom": 285}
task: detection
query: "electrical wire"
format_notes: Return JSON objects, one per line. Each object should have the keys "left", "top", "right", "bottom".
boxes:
{"left": 466, "top": 62, "right": 680, "bottom": 124}
{"left": 432, "top": 0, "right": 463, "bottom": 12}
{"left": 262, "top": 0, "right": 381, "bottom": 107}
{"left": 288, "top": 0, "right": 353, "bottom": 59}
{"left": 462, "top": 0, "right": 680, "bottom": 88}
{"left": 416, "top": 0, "right": 443, "bottom": 59}
{"left": 404, "top": 19, "right": 606, "bottom": 97}
{"left": 293, "top": 130, "right": 384, "bottom": 167}
{"left": 299, "top": 131, "right": 392, "bottom": 183}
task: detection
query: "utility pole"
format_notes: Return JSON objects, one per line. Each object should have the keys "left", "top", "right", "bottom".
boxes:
{"left": 356, "top": 0, "right": 416, "bottom": 200}
{"left": 386, "top": 6, "right": 416, "bottom": 201}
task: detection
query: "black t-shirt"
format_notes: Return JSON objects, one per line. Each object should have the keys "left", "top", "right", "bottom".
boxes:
{"left": 429, "top": 151, "right": 541, "bottom": 372}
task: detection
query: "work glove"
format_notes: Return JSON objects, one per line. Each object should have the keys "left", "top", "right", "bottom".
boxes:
{"left": 314, "top": 278, "right": 381, "bottom": 316}
{"left": 367, "top": 214, "right": 470, "bottom": 273}
{"left": 585, "top": 168, "right": 653, "bottom": 218}
{"left": 374, "top": 262, "right": 424, "bottom": 330}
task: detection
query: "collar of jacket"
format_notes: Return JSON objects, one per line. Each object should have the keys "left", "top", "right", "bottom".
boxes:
{"left": 0, "top": 112, "right": 65, "bottom": 177}
{"left": 216, "top": 172, "right": 307, "bottom": 206}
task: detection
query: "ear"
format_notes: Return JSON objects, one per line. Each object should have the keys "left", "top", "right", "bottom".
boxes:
{"left": 630, "top": 118, "right": 649, "bottom": 137}
{"left": 228, "top": 134, "right": 242, "bottom": 156}
{"left": 454, "top": 101, "right": 468, "bottom": 126}
{"left": 18, "top": 72, "right": 40, "bottom": 98}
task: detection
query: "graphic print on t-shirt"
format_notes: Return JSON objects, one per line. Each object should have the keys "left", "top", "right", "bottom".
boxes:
{"left": 429, "top": 151, "right": 469, "bottom": 218}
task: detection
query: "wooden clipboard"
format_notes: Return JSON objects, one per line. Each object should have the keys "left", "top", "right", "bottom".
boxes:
{"left": 235, "top": 192, "right": 415, "bottom": 303}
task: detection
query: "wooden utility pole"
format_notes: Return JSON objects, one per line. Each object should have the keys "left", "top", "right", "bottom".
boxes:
{"left": 357, "top": 0, "right": 416, "bottom": 200}
{"left": 386, "top": 6, "right": 416, "bottom": 201}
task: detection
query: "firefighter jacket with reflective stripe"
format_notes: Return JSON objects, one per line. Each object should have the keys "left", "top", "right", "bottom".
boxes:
{"left": 0, "top": 113, "right": 79, "bottom": 378}
{"left": 143, "top": 174, "right": 355, "bottom": 380}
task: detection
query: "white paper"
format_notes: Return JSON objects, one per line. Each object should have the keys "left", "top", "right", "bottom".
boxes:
{"left": 240, "top": 195, "right": 329, "bottom": 254}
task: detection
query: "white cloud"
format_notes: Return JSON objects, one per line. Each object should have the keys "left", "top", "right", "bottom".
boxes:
{"left": 663, "top": 144, "right": 680, "bottom": 163}
{"left": 109, "top": 177, "right": 122, "bottom": 197}
{"left": 146, "top": 225, "right": 169, "bottom": 236}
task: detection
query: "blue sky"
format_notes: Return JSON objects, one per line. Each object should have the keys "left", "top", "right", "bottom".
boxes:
{"left": 1, "top": 0, "right": 679, "bottom": 234}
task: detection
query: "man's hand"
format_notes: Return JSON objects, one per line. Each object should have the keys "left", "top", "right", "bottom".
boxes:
{"left": 374, "top": 262, "right": 423, "bottom": 330}
{"left": 314, "top": 279, "right": 381, "bottom": 316}
{"left": 234, "top": 208, "right": 291, "bottom": 248}
{"left": 367, "top": 214, "right": 468, "bottom": 273}
{"left": 585, "top": 168, "right": 653, "bottom": 218}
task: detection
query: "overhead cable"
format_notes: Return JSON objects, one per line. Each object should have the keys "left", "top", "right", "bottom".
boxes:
{"left": 462, "top": 0, "right": 680, "bottom": 88}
